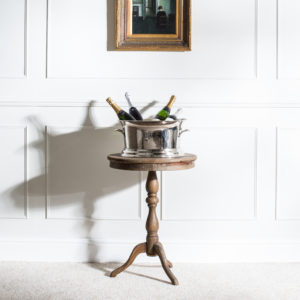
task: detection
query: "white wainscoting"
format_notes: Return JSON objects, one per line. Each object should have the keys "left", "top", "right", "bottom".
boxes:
{"left": 0, "top": 0, "right": 26, "bottom": 78}
{"left": 162, "top": 127, "right": 257, "bottom": 221}
{"left": 46, "top": 126, "right": 141, "bottom": 220}
{"left": 276, "top": 128, "right": 300, "bottom": 220}
{"left": 277, "top": 0, "right": 300, "bottom": 79}
{"left": 47, "top": 0, "right": 257, "bottom": 79}
{"left": 1, "top": 0, "right": 300, "bottom": 262}
{"left": 0, "top": 126, "right": 27, "bottom": 218}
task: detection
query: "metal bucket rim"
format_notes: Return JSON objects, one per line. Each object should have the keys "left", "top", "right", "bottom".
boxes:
{"left": 120, "top": 119, "right": 185, "bottom": 129}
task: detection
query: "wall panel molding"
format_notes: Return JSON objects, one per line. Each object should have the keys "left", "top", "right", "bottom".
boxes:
{"left": 45, "top": 126, "right": 142, "bottom": 221}
{"left": 46, "top": 0, "right": 258, "bottom": 79}
{"left": 277, "top": 0, "right": 300, "bottom": 79}
{"left": 0, "top": 126, "right": 27, "bottom": 219}
{"left": 1, "top": 238, "right": 300, "bottom": 262}
{"left": 276, "top": 0, "right": 279, "bottom": 79}
{"left": 2, "top": 0, "right": 300, "bottom": 263}
{"left": 161, "top": 127, "right": 258, "bottom": 221}
{"left": 276, "top": 127, "right": 300, "bottom": 220}
{"left": 0, "top": 0, "right": 27, "bottom": 78}
{"left": 4, "top": 101, "right": 300, "bottom": 108}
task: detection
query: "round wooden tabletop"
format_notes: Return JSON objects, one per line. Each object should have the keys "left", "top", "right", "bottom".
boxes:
{"left": 107, "top": 153, "right": 197, "bottom": 171}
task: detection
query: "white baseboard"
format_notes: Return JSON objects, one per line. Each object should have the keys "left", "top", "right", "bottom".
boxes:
{"left": 1, "top": 239, "right": 300, "bottom": 263}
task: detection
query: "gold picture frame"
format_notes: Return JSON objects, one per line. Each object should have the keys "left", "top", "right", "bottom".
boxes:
{"left": 115, "top": 0, "right": 191, "bottom": 51}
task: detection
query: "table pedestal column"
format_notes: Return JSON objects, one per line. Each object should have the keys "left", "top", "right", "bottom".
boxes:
{"left": 110, "top": 171, "right": 178, "bottom": 285}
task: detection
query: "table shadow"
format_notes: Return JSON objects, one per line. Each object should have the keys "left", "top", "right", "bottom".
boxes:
{"left": 5, "top": 100, "right": 157, "bottom": 262}
{"left": 89, "top": 262, "right": 171, "bottom": 285}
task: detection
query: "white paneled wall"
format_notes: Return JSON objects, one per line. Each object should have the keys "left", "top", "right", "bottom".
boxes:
{"left": 0, "top": 0, "right": 25, "bottom": 77}
{"left": 277, "top": 0, "right": 300, "bottom": 78}
{"left": 276, "top": 128, "right": 300, "bottom": 220}
{"left": 46, "top": 126, "right": 141, "bottom": 220}
{"left": 48, "top": 0, "right": 256, "bottom": 78}
{"left": 1, "top": 0, "right": 300, "bottom": 262}
{"left": 0, "top": 126, "right": 27, "bottom": 218}
{"left": 162, "top": 127, "right": 257, "bottom": 221}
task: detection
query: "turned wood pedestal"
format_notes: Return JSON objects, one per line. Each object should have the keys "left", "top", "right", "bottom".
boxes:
{"left": 107, "top": 153, "right": 197, "bottom": 286}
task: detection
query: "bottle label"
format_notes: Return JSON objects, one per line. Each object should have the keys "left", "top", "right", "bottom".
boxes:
{"left": 157, "top": 110, "right": 169, "bottom": 120}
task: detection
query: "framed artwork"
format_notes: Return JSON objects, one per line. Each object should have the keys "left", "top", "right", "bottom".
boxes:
{"left": 115, "top": 0, "right": 191, "bottom": 51}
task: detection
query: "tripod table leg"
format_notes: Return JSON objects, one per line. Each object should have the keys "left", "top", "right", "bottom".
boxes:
{"left": 154, "top": 242, "right": 179, "bottom": 285}
{"left": 110, "top": 242, "right": 146, "bottom": 278}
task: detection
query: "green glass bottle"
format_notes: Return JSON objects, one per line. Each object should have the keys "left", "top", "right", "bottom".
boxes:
{"left": 106, "top": 97, "right": 135, "bottom": 120}
{"left": 155, "top": 95, "right": 176, "bottom": 120}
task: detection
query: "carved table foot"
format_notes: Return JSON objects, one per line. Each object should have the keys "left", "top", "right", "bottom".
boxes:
{"left": 154, "top": 242, "right": 179, "bottom": 285}
{"left": 110, "top": 242, "right": 146, "bottom": 277}
{"left": 167, "top": 260, "right": 173, "bottom": 268}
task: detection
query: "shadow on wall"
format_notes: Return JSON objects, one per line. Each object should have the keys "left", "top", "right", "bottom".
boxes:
{"left": 7, "top": 100, "right": 156, "bottom": 262}
{"left": 107, "top": 0, "right": 115, "bottom": 51}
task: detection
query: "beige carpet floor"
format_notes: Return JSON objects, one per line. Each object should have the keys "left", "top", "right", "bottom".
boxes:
{"left": 0, "top": 262, "right": 299, "bottom": 300}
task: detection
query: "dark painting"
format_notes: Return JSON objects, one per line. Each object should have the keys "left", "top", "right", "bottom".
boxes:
{"left": 132, "top": 0, "right": 177, "bottom": 34}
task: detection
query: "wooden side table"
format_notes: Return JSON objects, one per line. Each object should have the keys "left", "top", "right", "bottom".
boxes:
{"left": 107, "top": 153, "right": 197, "bottom": 285}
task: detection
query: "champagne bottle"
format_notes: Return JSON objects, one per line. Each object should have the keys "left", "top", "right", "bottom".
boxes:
{"left": 106, "top": 97, "right": 135, "bottom": 120}
{"left": 155, "top": 95, "right": 176, "bottom": 120}
{"left": 125, "top": 92, "right": 143, "bottom": 120}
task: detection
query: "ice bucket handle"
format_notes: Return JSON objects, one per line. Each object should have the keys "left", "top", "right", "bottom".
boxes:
{"left": 178, "top": 119, "right": 189, "bottom": 137}
{"left": 179, "top": 129, "right": 189, "bottom": 137}
{"left": 115, "top": 128, "right": 125, "bottom": 136}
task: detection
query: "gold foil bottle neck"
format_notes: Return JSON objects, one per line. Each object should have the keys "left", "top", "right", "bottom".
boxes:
{"left": 106, "top": 97, "right": 122, "bottom": 114}
{"left": 167, "top": 95, "right": 176, "bottom": 109}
